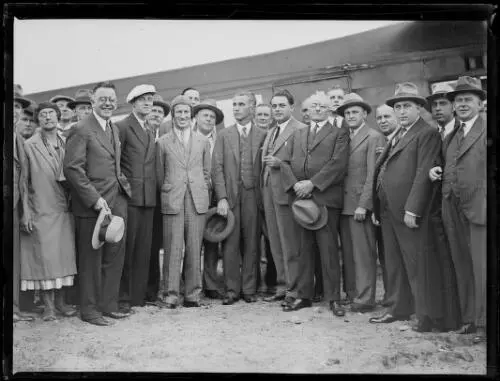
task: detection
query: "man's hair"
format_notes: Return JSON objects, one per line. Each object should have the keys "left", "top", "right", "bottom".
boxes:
{"left": 92, "top": 81, "right": 116, "bottom": 93}
{"left": 271, "top": 89, "right": 295, "bottom": 106}
{"left": 375, "top": 104, "right": 395, "bottom": 115}
{"left": 234, "top": 91, "right": 257, "bottom": 108}
{"left": 327, "top": 84, "right": 345, "bottom": 94}
{"left": 255, "top": 103, "right": 272, "bottom": 111}
{"left": 181, "top": 87, "right": 198, "bottom": 95}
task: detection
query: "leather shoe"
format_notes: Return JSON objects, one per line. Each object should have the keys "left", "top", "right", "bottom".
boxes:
{"left": 281, "top": 296, "right": 295, "bottom": 307}
{"left": 338, "top": 297, "right": 353, "bottom": 306}
{"left": 204, "top": 290, "right": 223, "bottom": 299}
{"left": 412, "top": 317, "right": 444, "bottom": 333}
{"left": 118, "top": 303, "right": 132, "bottom": 314}
{"left": 103, "top": 311, "right": 130, "bottom": 319}
{"left": 312, "top": 294, "right": 323, "bottom": 303}
{"left": 243, "top": 294, "right": 257, "bottom": 303}
{"left": 145, "top": 299, "right": 169, "bottom": 308}
{"left": 369, "top": 313, "right": 408, "bottom": 324}
{"left": 83, "top": 316, "right": 113, "bottom": 326}
{"left": 264, "top": 293, "right": 286, "bottom": 302}
{"left": 349, "top": 303, "right": 375, "bottom": 313}
{"left": 454, "top": 322, "right": 477, "bottom": 335}
{"left": 330, "top": 301, "right": 346, "bottom": 317}
{"left": 283, "top": 298, "right": 312, "bottom": 312}
{"left": 222, "top": 295, "right": 238, "bottom": 305}
{"left": 183, "top": 300, "right": 203, "bottom": 308}
{"left": 13, "top": 312, "right": 35, "bottom": 322}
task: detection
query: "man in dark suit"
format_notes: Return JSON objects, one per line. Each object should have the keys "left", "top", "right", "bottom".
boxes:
{"left": 338, "top": 94, "right": 386, "bottom": 313}
{"left": 261, "top": 90, "right": 306, "bottom": 305}
{"left": 212, "top": 91, "right": 267, "bottom": 305}
{"left": 370, "top": 83, "right": 441, "bottom": 328}
{"left": 429, "top": 76, "right": 487, "bottom": 340}
{"left": 64, "top": 81, "right": 132, "bottom": 326}
{"left": 116, "top": 84, "right": 158, "bottom": 312}
{"left": 427, "top": 83, "right": 459, "bottom": 140}
{"left": 281, "top": 92, "right": 350, "bottom": 315}
{"left": 145, "top": 95, "right": 170, "bottom": 305}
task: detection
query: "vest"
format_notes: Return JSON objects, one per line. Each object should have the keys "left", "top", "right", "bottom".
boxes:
{"left": 442, "top": 131, "right": 461, "bottom": 199}
{"left": 240, "top": 131, "right": 254, "bottom": 189}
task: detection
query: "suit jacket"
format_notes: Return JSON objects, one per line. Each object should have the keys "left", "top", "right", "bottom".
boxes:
{"left": 63, "top": 113, "right": 132, "bottom": 217}
{"left": 212, "top": 123, "right": 267, "bottom": 209}
{"left": 156, "top": 129, "right": 211, "bottom": 215}
{"left": 342, "top": 124, "right": 386, "bottom": 215}
{"left": 372, "top": 117, "right": 441, "bottom": 222}
{"left": 13, "top": 131, "right": 27, "bottom": 209}
{"left": 441, "top": 115, "right": 486, "bottom": 225}
{"left": 281, "top": 121, "right": 350, "bottom": 209}
{"left": 116, "top": 113, "right": 157, "bottom": 207}
{"left": 261, "top": 117, "right": 306, "bottom": 205}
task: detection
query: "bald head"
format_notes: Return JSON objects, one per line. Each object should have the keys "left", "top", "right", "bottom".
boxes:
{"left": 376, "top": 104, "right": 398, "bottom": 136}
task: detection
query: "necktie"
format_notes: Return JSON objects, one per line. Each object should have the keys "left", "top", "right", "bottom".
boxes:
{"left": 349, "top": 129, "right": 354, "bottom": 140}
{"left": 392, "top": 127, "right": 406, "bottom": 148}
{"left": 242, "top": 126, "right": 248, "bottom": 137}
{"left": 456, "top": 122, "right": 466, "bottom": 147}
{"left": 439, "top": 126, "right": 445, "bottom": 141}
{"left": 106, "top": 121, "right": 113, "bottom": 143}
{"left": 311, "top": 123, "right": 318, "bottom": 140}
{"left": 272, "top": 125, "right": 281, "bottom": 145}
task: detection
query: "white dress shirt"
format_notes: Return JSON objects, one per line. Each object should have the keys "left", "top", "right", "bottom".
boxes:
{"left": 174, "top": 126, "right": 191, "bottom": 147}
{"left": 93, "top": 111, "right": 108, "bottom": 131}
{"left": 350, "top": 122, "right": 365, "bottom": 139}
{"left": 236, "top": 121, "right": 252, "bottom": 137}
{"left": 132, "top": 112, "right": 146, "bottom": 130}
{"left": 328, "top": 114, "right": 343, "bottom": 128}
{"left": 311, "top": 119, "right": 329, "bottom": 134}
{"left": 440, "top": 117, "right": 456, "bottom": 138}
{"left": 206, "top": 129, "right": 217, "bottom": 156}
{"left": 459, "top": 114, "right": 479, "bottom": 137}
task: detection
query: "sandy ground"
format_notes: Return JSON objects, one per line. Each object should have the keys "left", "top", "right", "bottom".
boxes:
{"left": 12, "top": 264, "right": 487, "bottom": 374}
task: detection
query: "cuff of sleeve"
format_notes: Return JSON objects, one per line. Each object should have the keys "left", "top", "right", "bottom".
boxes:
{"left": 405, "top": 211, "right": 419, "bottom": 217}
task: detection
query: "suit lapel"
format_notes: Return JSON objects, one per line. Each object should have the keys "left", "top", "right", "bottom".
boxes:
{"left": 89, "top": 114, "right": 115, "bottom": 157}
{"left": 261, "top": 127, "right": 273, "bottom": 164}
{"left": 350, "top": 125, "right": 369, "bottom": 153}
{"left": 228, "top": 125, "right": 240, "bottom": 165}
{"left": 457, "top": 116, "right": 485, "bottom": 159}
{"left": 128, "top": 114, "right": 148, "bottom": 148}
{"left": 388, "top": 118, "right": 422, "bottom": 160}
{"left": 310, "top": 122, "right": 333, "bottom": 151}
{"left": 252, "top": 123, "right": 263, "bottom": 164}
{"left": 168, "top": 130, "right": 187, "bottom": 165}
{"left": 272, "top": 118, "right": 295, "bottom": 154}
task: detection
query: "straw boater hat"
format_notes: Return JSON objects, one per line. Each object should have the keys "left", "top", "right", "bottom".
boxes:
{"left": 291, "top": 199, "right": 328, "bottom": 231}
{"left": 14, "top": 84, "right": 32, "bottom": 108}
{"left": 386, "top": 82, "right": 427, "bottom": 108}
{"left": 49, "top": 94, "right": 75, "bottom": 104}
{"left": 68, "top": 89, "right": 93, "bottom": 109}
{"left": 92, "top": 208, "right": 125, "bottom": 250}
{"left": 426, "top": 83, "right": 455, "bottom": 103}
{"left": 193, "top": 99, "right": 224, "bottom": 125}
{"left": 203, "top": 207, "right": 235, "bottom": 243}
{"left": 446, "top": 76, "right": 486, "bottom": 101}
{"left": 126, "top": 84, "right": 156, "bottom": 104}
{"left": 152, "top": 94, "right": 171, "bottom": 116}
{"left": 336, "top": 93, "right": 372, "bottom": 116}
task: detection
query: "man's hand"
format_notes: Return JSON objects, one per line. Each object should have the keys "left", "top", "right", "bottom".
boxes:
{"left": 354, "top": 207, "right": 367, "bottom": 222}
{"left": 263, "top": 155, "right": 282, "bottom": 168}
{"left": 93, "top": 197, "right": 109, "bottom": 212}
{"left": 429, "top": 166, "right": 443, "bottom": 182}
{"left": 21, "top": 211, "right": 34, "bottom": 233}
{"left": 294, "top": 180, "right": 314, "bottom": 198}
{"left": 404, "top": 212, "right": 419, "bottom": 229}
{"left": 371, "top": 213, "right": 380, "bottom": 226}
{"left": 217, "top": 198, "right": 229, "bottom": 216}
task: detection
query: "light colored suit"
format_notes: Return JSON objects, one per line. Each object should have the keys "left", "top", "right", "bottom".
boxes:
{"left": 339, "top": 124, "right": 386, "bottom": 307}
{"left": 155, "top": 129, "right": 211, "bottom": 304}
{"left": 260, "top": 117, "right": 305, "bottom": 298}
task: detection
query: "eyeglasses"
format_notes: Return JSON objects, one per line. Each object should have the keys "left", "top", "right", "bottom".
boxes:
{"left": 39, "top": 110, "right": 57, "bottom": 118}
{"left": 311, "top": 103, "right": 328, "bottom": 110}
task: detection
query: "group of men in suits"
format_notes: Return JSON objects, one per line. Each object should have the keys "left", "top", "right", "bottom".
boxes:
{"left": 12, "top": 75, "right": 486, "bottom": 343}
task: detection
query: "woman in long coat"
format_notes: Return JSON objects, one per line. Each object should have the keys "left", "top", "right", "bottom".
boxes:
{"left": 20, "top": 103, "right": 77, "bottom": 321}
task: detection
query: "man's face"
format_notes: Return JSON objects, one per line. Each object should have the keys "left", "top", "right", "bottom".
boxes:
{"left": 431, "top": 97, "right": 454, "bottom": 125}
{"left": 376, "top": 105, "right": 398, "bottom": 136}
{"left": 344, "top": 106, "right": 366, "bottom": 129}
{"left": 309, "top": 96, "right": 330, "bottom": 122}
{"left": 184, "top": 89, "right": 200, "bottom": 107}
{"left": 37, "top": 108, "right": 58, "bottom": 131}
{"left": 271, "top": 96, "right": 294, "bottom": 125}
{"left": 232, "top": 95, "right": 253, "bottom": 123}
{"left": 16, "top": 112, "right": 35, "bottom": 139}
{"left": 301, "top": 101, "right": 311, "bottom": 124}
{"left": 75, "top": 103, "right": 92, "bottom": 121}
{"left": 91, "top": 87, "right": 117, "bottom": 120}
{"left": 327, "top": 88, "right": 345, "bottom": 113}
{"left": 255, "top": 106, "right": 272, "bottom": 129}
{"left": 132, "top": 93, "right": 154, "bottom": 118}
{"left": 196, "top": 109, "right": 216, "bottom": 135}
{"left": 173, "top": 104, "right": 191, "bottom": 130}
{"left": 56, "top": 99, "right": 74, "bottom": 121}
{"left": 394, "top": 100, "right": 420, "bottom": 127}
{"left": 146, "top": 105, "right": 165, "bottom": 128}
{"left": 14, "top": 101, "right": 24, "bottom": 123}
{"left": 453, "top": 92, "right": 482, "bottom": 122}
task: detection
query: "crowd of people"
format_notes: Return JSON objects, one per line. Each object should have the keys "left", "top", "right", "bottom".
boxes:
{"left": 10, "top": 75, "right": 486, "bottom": 344}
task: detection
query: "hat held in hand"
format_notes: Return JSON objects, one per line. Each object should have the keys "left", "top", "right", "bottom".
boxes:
{"left": 203, "top": 207, "right": 235, "bottom": 243}
{"left": 92, "top": 208, "right": 125, "bottom": 250}
{"left": 291, "top": 198, "right": 328, "bottom": 230}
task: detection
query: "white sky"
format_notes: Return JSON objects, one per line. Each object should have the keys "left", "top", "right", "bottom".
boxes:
{"left": 14, "top": 19, "right": 403, "bottom": 94}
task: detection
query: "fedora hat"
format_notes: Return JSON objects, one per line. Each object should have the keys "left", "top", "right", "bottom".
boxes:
{"left": 426, "top": 82, "right": 455, "bottom": 103}
{"left": 446, "top": 76, "right": 486, "bottom": 101}
{"left": 91, "top": 208, "right": 125, "bottom": 250}
{"left": 49, "top": 94, "right": 75, "bottom": 104}
{"left": 68, "top": 89, "right": 92, "bottom": 109}
{"left": 152, "top": 94, "right": 171, "bottom": 116}
{"left": 336, "top": 93, "right": 372, "bottom": 116}
{"left": 126, "top": 84, "right": 156, "bottom": 104}
{"left": 291, "top": 198, "right": 328, "bottom": 231}
{"left": 14, "top": 85, "right": 31, "bottom": 108}
{"left": 386, "top": 82, "right": 427, "bottom": 108}
{"left": 193, "top": 99, "right": 224, "bottom": 125}
{"left": 203, "top": 207, "right": 235, "bottom": 243}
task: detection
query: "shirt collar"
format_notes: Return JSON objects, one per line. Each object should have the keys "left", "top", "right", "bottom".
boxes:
{"left": 277, "top": 118, "right": 291, "bottom": 129}
{"left": 311, "top": 119, "right": 328, "bottom": 129}
{"left": 402, "top": 116, "right": 420, "bottom": 132}
{"left": 132, "top": 111, "right": 146, "bottom": 130}
{"left": 237, "top": 121, "right": 252, "bottom": 135}
{"left": 174, "top": 126, "right": 190, "bottom": 139}
{"left": 350, "top": 122, "right": 365, "bottom": 138}
{"left": 460, "top": 114, "right": 479, "bottom": 129}
{"left": 443, "top": 117, "right": 456, "bottom": 136}
{"left": 387, "top": 129, "right": 398, "bottom": 142}
{"left": 93, "top": 111, "right": 108, "bottom": 130}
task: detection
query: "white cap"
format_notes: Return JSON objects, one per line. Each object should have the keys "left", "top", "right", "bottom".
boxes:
{"left": 126, "top": 84, "right": 156, "bottom": 104}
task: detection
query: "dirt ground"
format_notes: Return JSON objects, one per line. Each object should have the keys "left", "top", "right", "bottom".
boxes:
{"left": 12, "top": 263, "right": 487, "bottom": 374}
